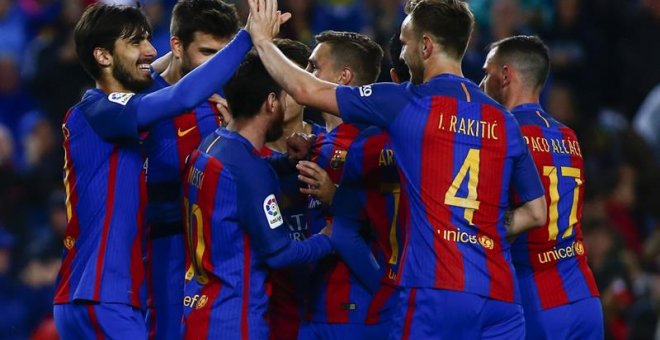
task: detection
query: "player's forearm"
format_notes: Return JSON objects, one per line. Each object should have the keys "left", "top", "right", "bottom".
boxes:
{"left": 253, "top": 39, "right": 340, "bottom": 116}
{"left": 136, "top": 30, "right": 252, "bottom": 127}
{"left": 330, "top": 216, "right": 382, "bottom": 293}
{"left": 265, "top": 234, "right": 333, "bottom": 268}
{"left": 150, "top": 51, "right": 171, "bottom": 74}
{"left": 506, "top": 196, "right": 547, "bottom": 238}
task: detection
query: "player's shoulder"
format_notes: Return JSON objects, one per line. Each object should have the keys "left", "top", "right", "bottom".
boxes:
{"left": 77, "top": 89, "right": 144, "bottom": 115}
{"left": 355, "top": 125, "right": 387, "bottom": 143}
{"left": 307, "top": 121, "right": 327, "bottom": 137}
{"left": 68, "top": 89, "right": 125, "bottom": 120}
{"left": 344, "top": 81, "right": 411, "bottom": 104}
{"left": 512, "top": 105, "right": 570, "bottom": 132}
{"left": 209, "top": 129, "right": 276, "bottom": 181}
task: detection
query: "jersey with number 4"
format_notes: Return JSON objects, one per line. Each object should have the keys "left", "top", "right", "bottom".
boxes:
{"left": 510, "top": 103, "right": 599, "bottom": 310}
{"left": 336, "top": 75, "right": 544, "bottom": 303}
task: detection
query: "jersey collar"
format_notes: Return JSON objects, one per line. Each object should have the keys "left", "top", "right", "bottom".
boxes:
{"left": 216, "top": 127, "right": 258, "bottom": 154}
{"left": 511, "top": 103, "right": 544, "bottom": 114}
{"left": 427, "top": 73, "right": 478, "bottom": 87}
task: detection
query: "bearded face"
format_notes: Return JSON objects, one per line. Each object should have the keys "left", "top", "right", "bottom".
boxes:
{"left": 111, "top": 34, "right": 155, "bottom": 92}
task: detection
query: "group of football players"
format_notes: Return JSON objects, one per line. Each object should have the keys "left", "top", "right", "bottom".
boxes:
{"left": 52, "top": 0, "right": 604, "bottom": 339}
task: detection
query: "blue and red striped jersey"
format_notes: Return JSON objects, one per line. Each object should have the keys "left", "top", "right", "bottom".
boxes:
{"left": 325, "top": 126, "right": 406, "bottom": 324}
{"left": 181, "top": 128, "right": 305, "bottom": 339}
{"left": 142, "top": 72, "right": 223, "bottom": 309}
{"left": 55, "top": 89, "right": 148, "bottom": 307}
{"left": 258, "top": 146, "right": 309, "bottom": 340}
{"left": 307, "top": 123, "right": 361, "bottom": 232}
{"left": 510, "top": 103, "right": 599, "bottom": 310}
{"left": 305, "top": 122, "right": 366, "bottom": 322}
{"left": 336, "top": 74, "right": 544, "bottom": 303}
{"left": 260, "top": 121, "right": 326, "bottom": 340}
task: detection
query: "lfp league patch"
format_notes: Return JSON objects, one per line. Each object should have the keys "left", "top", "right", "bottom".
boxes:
{"left": 108, "top": 92, "right": 135, "bottom": 106}
{"left": 263, "top": 194, "right": 284, "bottom": 229}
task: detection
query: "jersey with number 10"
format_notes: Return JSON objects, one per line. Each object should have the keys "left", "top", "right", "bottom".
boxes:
{"left": 336, "top": 75, "right": 544, "bottom": 303}
{"left": 510, "top": 103, "right": 599, "bottom": 310}
{"left": 181, "top": 128, "right": 294, "bottom": 339}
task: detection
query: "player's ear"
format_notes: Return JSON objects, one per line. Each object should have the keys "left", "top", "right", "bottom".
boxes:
{"left": 421, "top": 34, "right": 433, "bottom": 59}
{"left": 171, "top": 36, "right": 184, "bottom": 59}
{"left": 501, "top": 65, "right": 511, "bottom": 87}
{"left": 338, "top": 67, "right": 354, "bottom": 85}
{"left": 93, "top": 47, "right": 112, "bottom": 68}
{"left": 390, "top": 68, "right": 401, "bottom": 84}
{"left": 266, "top": 92, "right": 277, "bottom": 113}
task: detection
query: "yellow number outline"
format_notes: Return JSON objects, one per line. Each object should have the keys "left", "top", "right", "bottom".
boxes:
{"left": 444, "top": 148, "right": 481, "bottom": 225}
{"left": 542, "top": 166, "right": 582, "bottom": 241}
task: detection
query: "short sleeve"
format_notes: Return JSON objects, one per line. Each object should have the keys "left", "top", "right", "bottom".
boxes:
{"left": 235, "top": 162, "right": 291, "bottom": 256}
{"left": 336, "top": 82, "right": 409, "bottom": 128}
{"left": 84, "top": 92, "right": 141, "bottom": 141}
{"left": 511, "top": 131, "right": 545, "bottom": 203}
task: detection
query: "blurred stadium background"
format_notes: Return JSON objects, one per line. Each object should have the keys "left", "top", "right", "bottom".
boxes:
{"left": 0, "top": 0, "right": 658, "bottom": 339}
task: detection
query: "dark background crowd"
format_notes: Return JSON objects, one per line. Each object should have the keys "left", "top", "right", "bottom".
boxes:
{"left": 0, "top": 0, "right": 658, "bottom": 339}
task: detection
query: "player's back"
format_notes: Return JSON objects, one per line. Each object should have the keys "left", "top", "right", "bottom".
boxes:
{"left": 322, "top": 125, "right": 405, "bottom": 325}
{"left": 181, "top": 127, "right": 287, "bottom": 339}
{"left": 510, "top": 103, "right": 599, "bottom": 310}
{"left": 55, "top": 89, "right": 146, "bottom": 307}
{"left": 386, "top": 75, "right": 533, "bottom": 302}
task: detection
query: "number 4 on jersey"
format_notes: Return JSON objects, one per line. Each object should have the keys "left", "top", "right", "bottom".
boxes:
{"left": 444, "top": 148, "right": 481, "bottom": 225}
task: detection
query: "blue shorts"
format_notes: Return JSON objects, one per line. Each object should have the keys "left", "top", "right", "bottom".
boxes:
{"left": 391, "top": 288, "right": 524, "bottom": 340}
{"left": 145, "top": 305, "right": 182, "bottom": 340}
{"left": 54, "top": 302, "right": 146, "bottom": 339}
{"left": 297, "top": 321, "right": 391, "bottom": 340}
{"left": 524, "top": 297, "right": 603, "bottom": 340}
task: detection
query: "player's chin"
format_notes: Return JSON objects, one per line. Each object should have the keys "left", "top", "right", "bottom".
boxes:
{"left": 127, "top": 77, "right": 153, "bottom": 93}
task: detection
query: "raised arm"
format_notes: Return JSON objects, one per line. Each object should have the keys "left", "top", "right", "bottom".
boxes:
{"left": 247, "top": 0, "right": 341, "bottom": 117}
{"left": 136, "top": 30, "right": 252, "bottom": 127}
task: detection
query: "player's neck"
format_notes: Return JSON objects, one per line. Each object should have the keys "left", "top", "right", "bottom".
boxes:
{"left": 96, "top": 77, "right": 132, "bottom": 94}
{"left": 424, "top": 57, "right": 463, "bottom": 83}
{"left": 266, "top": 116, "right": 307, "bottom": 153}
{"left": 161, "top": 60, "right": 183, "bottom": 85}
{"left": 323, "top": 112, "right": 343, "bottom": 131}
{"left": 504, "top": 89, "right": 541, "bottom": 111}
{"left": 227, "top": 118, "right": 267, "bottom": 151}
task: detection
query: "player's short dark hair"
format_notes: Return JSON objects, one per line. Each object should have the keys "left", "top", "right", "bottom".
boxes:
{"left": 171, "top": 0, "right": 240, "bottom": 49}
{"left": 314, "top": 30, "right": 384, "bottom": 86}
{"left": 388, "top": 30, "right": 410, "bottom": 82}
{"left": 224, "top": 41, "right": 309, "bottom": 120}
{"left": 404, "top": 0, "right": 474, "bottom": 60}
{"left": 273, "top": 38, "right": 311, "bottom": 68}
{"left": 74, "top": 4, "right": 152, "bottom": 79}
{"left": 224, "top": 51, "right": 282, "bottom": 120}
{"left": 489, "top": 35, "right": 550, "bottom": 91}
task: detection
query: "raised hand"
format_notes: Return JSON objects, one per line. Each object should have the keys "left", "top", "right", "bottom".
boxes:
{"left": 246, "top": 0, "right": 292, "bottom": 45}
{"left": 208, "top": 94, "right": 231, "bottom": 126}
{"left": 297, "top": 160, "right": 336, "bottom": 206}
{"left": 286, "top": 132, "right": 316, "bottom": 163}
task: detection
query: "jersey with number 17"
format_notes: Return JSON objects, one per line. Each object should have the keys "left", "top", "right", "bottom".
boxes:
{"left": 510, "top": 103, "right": 599, "bottom": 311}
{"left": 336, "top": 75, "right": 545, "bottom": 303}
